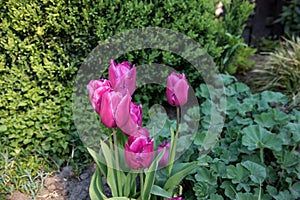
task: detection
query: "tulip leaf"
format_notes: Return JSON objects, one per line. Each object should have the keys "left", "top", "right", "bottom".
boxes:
{"left": 87, "top": 147, "right": 107, "bottom": 177}
{"left": 89, "top": 167, "right": 106, "bottom": 200}
{"left": 151, "top": 185, "right": 172, "bottom": 198}
{"left": 167, "top": 128, "right": 176, "bottom": 177}
{"left": 123, "top": 172, "right": 138, "bottom": 197}
{"left": 142, "top": 148, "right": 165, "bottom": 200}
{"left": 100, "top": 140, "right": 119, "bottom": 197}
{"left": 164, "top": 161, "right": 199, "bottom": 193}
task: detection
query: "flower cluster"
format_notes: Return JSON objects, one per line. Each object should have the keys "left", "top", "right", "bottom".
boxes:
{"left": 87, "top": 60, "right": 189, "bottom": 199}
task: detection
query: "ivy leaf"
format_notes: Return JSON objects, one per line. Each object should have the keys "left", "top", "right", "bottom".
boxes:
{"left": 241, "top": 161, "right": 266, "bottom": 184}
{"left": 242, "top": 125, "right": 282, "bottom": 151}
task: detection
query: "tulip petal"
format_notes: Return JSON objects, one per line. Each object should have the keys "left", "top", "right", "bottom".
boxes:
{"left": 108, "top": 60, "right": 136, "bottom": 95}
{"left": 115, "top": 93, "right": 139, "bottom": 135}
{"left": 109, "top": 60, "right": 118, "bottom": 88}
{"left": 87, "top": 79, "right": 112, "bottom": 114}
{"left": 100, "top": 91, "right": 122, "bottom": 128}
{"left": 124, "top": 130, "right": 154, "bottom": 170}
{"left": 174, "top": 79, "right": 189, "bottom": 106}
{"left": 166, "top": 72, "right": 189, "bottom": 107}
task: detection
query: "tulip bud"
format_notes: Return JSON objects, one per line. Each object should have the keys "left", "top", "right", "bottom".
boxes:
{"left": 157, "top": 141, "right": 170, "bottom": 167}
{"left": 124, "top": 128, "right": 154, "bottom": 169}
{"left": 115, "top": 91, "right": 142, "bottom": 135}
{"left": 109, "top": 59, "right": 136, "bottom": 95}
{"left": 100, "top": 90, "right": 123, "bottom": 128}
{"left": 87, "top": 79, "right": 112, "bottom": 114}
{"left": 166, "top": 72, "right": 189, "bottom": 107}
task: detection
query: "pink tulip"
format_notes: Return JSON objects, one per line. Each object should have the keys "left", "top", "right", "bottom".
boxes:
{"left": 168, "top": 197, "right": 183, "bottom": 200}
{"left": 157, "top": 141, "right": 170, "bottom": 167}
{"left": 166, "top": 72, "right": 189, "bottom": 107}
{"left": 87, "top": 79, "right": 112, "bottom": 114}
{"left": 109, "top": 59, "right": 136, "bottom": 95}
{"left": 100, "top": 90, "right": 123, "bottom": 128}
{"left": 124, "top": 128, "right": 154, "bottom": 169}
{"left": 115, "top": 92, "right": 142, "bottom": 135}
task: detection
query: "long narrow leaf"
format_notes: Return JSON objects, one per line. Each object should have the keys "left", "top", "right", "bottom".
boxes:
{"left": 89, "top": 167, "right": 106, "bottom": 200}
{"left": 151, "top": 185, "right": 172, "bottom": 198}
{"left": 101, "top": 140, "right": 119, "bottom": 197}
{"left": 142, "top": 148, "right": 166, "bottom": 200}
{"left": 167, "top": 128, "right": 176, "bottom": 177}
{"left": 107, "top": 197, "right": 136, "bottom": 200}
{"left": 123, "top": 172, "right": 138, "bottom": 197}
{"left": 87, "top": 147, "right": 107, "bottom": 177}
{"left": 164, "top": 162, "right": 199, "bottom": 192}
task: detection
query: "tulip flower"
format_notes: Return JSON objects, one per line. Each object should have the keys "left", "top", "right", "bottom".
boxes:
{"left": 100, "top": 90, "right": 124, "bottom": 128}
{"left": 168, "top": 197, "right": 183, "bottom": 200}
{"left": 109, "top": 59, "right": 136, "bottom": 95}
{"left": 87, "top": 79, "right": 112, "bottom": 114}
{"left": 157, "top": 141, "right": 170, "bottom": 167}
{"left": 124, "top": 128, "right": 154, "bottom": 169}
{"left": 115, "top": 92, "right": 142, "bottom": 135}
{"left": 166, "top": 72, "right": 189, "bottom": 107}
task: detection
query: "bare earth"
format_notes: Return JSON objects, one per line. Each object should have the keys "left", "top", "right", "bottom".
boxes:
{"left": 6, "top": 165, "right": 95, "bottom": 200}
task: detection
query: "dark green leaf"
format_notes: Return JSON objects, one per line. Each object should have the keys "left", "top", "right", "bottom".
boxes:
{"left": 151, "top": 185, "right": 171, "bottom": 198}
{"left": 241, "top": 161, "right": 266, "bottom": 184}
{"left": 242, "top": 125, "right": 282, "bottom": 151}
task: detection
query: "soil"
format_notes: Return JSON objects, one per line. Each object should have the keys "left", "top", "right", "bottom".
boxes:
{"left": 6, "top": 165, "right": 96, "bottom": 200}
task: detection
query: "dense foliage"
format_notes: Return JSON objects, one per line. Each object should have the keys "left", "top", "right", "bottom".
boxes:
{"left": 246, "top": 37, "right": 300, "bottom": 109}
{"left": 277, "top": 0, "right": 300, "bottom": 36}
{"left": 190, "top": 75, "right": 300, "bottom": 199}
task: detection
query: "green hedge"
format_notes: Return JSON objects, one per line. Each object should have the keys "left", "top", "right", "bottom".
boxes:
{"left": 0, "top": 0, "right": 254, "bottom": 194}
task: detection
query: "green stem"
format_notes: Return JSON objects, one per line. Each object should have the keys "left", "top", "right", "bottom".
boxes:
{"left": 113, "top": 129, "right": 122, "bottom": 196}
{"left": 260, "top": 147, "right": 264, "bottom": 165}
{"left": 140, "top": 171, "right": 144, "bottom": 196}
{"left": 176, "top": 107, "right": 180, "bottom": 136}
{"left": 167, "top": 107, "right": 180, "bottom": 178}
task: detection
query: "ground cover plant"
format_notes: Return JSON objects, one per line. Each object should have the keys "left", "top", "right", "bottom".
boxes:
{"left": 186, "top": 75, "right": 300, "bottom": 199}
{"left": 0, "top": 0, "right": 254, "bottom": 197}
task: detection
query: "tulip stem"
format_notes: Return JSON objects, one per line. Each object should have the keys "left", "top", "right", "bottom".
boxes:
{"left": 176, "top": 107, "right": 180, "bottom": 135}
{"left": 167, "top": 107, "right": 180, "bottom": 178}
{"left": 140, "top": 171, "right": 144, "bottom": 195}
{"left": 113, "top": 129, "right": 122, "bottom": 196}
